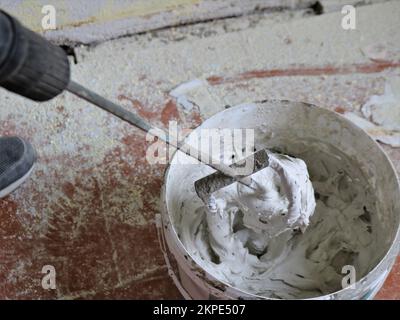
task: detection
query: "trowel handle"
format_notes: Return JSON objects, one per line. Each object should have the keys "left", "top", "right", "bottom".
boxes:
{"left": 0, "top": 10, "right": 70, "bottom": 101}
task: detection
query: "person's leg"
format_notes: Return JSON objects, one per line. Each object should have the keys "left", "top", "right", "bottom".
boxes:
{"left": 0, "top": 136, "right": 36, "bottom": 198}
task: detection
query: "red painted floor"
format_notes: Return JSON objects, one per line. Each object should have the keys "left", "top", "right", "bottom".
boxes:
{"left": 0, "top": 96, "right": 399, "bottom": 299}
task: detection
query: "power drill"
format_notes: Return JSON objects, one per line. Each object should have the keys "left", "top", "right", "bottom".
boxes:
{"left": 0, "top": 10, "right": 249, "bottom": 178}
{"left": 0, "top": 10, "right": 69, "bottom": 101}
{"left": 0, "top": 10, "right": 154, "bottom": 133}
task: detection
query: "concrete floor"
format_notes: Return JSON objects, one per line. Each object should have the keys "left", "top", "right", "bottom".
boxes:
{"left": 0, "top": 1, "right": 399, "bottom": 299}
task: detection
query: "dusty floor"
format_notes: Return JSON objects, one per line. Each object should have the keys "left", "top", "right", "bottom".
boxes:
{"left": 0, "top": 1, "right": 399, "bottom": 299}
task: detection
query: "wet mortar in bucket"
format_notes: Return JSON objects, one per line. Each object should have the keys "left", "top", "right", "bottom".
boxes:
{"left": 159, "top": 100, "right": 400, "bottom": 300}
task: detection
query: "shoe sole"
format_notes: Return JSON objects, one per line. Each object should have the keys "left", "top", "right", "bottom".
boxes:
{"left": 0, "top": 165, "right": 35, "bottom": 199}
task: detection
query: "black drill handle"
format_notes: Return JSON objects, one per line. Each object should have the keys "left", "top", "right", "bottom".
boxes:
{"left": 0, "top": 10, "right": 70, "bottom": 101}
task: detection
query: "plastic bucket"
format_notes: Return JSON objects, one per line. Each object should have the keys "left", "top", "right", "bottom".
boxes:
{"left": 157, "top": 100, "right": 400, "bottom": 300}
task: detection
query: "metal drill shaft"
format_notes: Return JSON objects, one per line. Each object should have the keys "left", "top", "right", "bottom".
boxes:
{"left": 66, "top": 80, "right": 255, "bottom": 188}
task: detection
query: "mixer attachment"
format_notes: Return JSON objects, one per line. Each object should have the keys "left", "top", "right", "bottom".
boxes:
{"left": 194, "top": 149, "right": 269, "bottom": 203}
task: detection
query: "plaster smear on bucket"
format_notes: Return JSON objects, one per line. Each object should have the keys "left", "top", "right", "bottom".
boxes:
{"left": 174, "top": 140, "right": 383, "bottom": 299}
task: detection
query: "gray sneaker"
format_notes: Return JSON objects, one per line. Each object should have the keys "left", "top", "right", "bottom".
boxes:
{"left": 0, "top": 136, "right": 36, "bottom": 198}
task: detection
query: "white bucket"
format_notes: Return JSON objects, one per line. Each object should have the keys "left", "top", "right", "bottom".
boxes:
{"left": 157, "top": 100, "right": 400, "bottom": 300}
